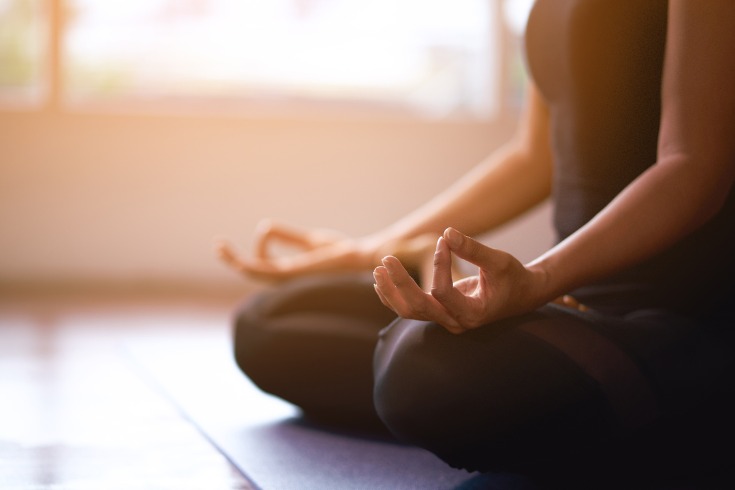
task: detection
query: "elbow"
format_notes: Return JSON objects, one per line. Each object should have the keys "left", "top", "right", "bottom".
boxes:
{"left": 693, "top": 162, "right": 735, "bottom": 229}
{"left": 689, "top": 170, "right": 732, "bottom": 230}
{"left": 658, "top": 151, "right": 735, "bottom": 233}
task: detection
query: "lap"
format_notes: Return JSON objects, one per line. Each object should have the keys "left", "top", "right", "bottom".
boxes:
{"left": 232, "top": 274, "right": 735, "bottom": 476}
{"left": 373, "top": 304, "right": 735, "bottom": 475}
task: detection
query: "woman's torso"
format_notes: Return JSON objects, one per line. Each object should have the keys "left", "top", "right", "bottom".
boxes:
{"left": 524, "top": 0, "right": 735, "bottom": 319}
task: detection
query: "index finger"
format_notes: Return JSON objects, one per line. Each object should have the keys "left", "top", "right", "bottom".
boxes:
{"left": 253, "top": 220, "right": 314, "bottom": 259}
{"left": 430, "top": 237, "right": 471, "bottom": 319}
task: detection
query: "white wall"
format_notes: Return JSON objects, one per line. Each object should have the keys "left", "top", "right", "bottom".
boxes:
{"left": 0, "top": 107, "right": 552, "bottom": 291}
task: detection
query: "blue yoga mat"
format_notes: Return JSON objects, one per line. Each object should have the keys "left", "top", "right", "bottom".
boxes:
{"left": 126, "top": 333, "right": 537, "bottom": 490}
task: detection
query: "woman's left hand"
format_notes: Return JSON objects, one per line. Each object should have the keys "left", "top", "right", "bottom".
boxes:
{"left": 373, "top": 227, "right": 549, "bottom": 334}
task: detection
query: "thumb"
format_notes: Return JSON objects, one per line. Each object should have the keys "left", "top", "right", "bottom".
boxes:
{"left": 442, "top": 228, "right": 498, "bottom": 269}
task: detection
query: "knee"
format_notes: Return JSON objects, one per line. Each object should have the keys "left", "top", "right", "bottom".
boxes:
{"left": 372, "top": 319, "right": 546, "bottom": 472}
{"left": 235, "top": 305, "right": 317, "bottom": 417}
{"left": 232, "top": 296, "right": 274, "bottom": 386}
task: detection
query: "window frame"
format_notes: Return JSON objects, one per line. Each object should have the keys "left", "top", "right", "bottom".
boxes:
{"left": 1, "top": 0, "right": 522, "bottom": 121}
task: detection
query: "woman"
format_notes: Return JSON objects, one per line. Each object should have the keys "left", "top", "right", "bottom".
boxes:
{"left": 217, "top": 0, "right": 735, "bottom": 482}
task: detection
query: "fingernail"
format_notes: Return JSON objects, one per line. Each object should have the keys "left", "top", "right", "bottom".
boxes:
{"left": 444, "top": 227, "right": 461, "bottom": 247}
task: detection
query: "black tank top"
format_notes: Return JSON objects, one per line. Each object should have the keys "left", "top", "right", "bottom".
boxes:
{"left": 524, "top": 0, "right": 735, "bottom": 318}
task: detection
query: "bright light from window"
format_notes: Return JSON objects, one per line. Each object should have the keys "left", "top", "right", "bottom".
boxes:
{"left": 0, "top": 0, "right": 46, "bottom": 105}
{"left": 501, "top": 0, "right": 533, "bottom": 107}
{"left": 502, "top": 0, "right": 533, "bottom": 36}
{"left": 63, "top": 0, "right": 497, "bottom": 118}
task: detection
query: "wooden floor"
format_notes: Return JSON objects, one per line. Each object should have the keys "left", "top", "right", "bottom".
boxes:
{"left": 0, "top": 288, "right": 255, "bottom": 490}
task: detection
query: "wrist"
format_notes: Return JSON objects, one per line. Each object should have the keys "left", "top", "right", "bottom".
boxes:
{"left": 359, "top": 231, "right": 442, "bottom": 273}
{"left": 524, "top": 260, "right": 558, "bottom": 309}
{"left": 356, "top": 232, "right": 396, "bottom": 268}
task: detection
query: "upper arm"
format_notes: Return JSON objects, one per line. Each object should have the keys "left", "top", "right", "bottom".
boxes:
{"left": 658, "top": 0, "right": 735, "bottom": 201}
{"left": 513, "top": 81, "right": 554, "bottom": 175}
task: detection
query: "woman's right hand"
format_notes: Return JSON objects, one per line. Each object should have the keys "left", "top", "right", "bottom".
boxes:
{"left": 215, "top": 219, "right": 442, "bottom": 284}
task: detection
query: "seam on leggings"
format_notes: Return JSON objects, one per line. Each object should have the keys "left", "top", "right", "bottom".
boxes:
{"left": 519, "top": 318, "right": 659, "bottom": 432}
{"left": 544, "top": 303, "right": 669, "bottom": 414}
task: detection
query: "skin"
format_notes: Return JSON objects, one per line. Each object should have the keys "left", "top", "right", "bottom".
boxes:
{"left": 220, "top": 1, "right": 735, "bottom": 333}
{"left": 216, "top": 219, "right": 451, "bottom": 288}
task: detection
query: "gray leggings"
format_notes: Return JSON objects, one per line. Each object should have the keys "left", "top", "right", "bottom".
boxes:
{"left": 233, "top": 273, "right": 735, "bottom": 479}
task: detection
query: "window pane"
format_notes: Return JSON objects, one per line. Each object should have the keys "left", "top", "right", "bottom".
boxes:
{"left": 502, "top": 0, "right": 533, "bottom": 107}
{"left": 0, "top": 0, "right": 46, "bottom": 105}
{"left": 63, "top": 0, "right": 496, "bottom": 118}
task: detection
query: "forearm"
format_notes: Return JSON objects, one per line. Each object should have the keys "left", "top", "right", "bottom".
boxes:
{"left": 379, "top": 145, "right": 551, "bottom": 243}
{"left": 528, "top": 156, "right": 733, "bottom": 304}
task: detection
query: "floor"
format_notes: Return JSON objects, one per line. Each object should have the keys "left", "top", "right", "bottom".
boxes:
{"left": 3, "top": 288, "right": 731, "bottom": 490}
{"left": 0, "top": 288, "right": 254, "bottom": 490}
{"left": 0, "top": 287, "right": 506, "bottom": 490}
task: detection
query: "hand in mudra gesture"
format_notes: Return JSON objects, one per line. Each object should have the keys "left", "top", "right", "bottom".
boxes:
{"left": 216, "top": 219, "right": 445, "bottom": 286}
{"left": 216, "top": 219, "right": 367, "bottom": 281}
{"left": 374, "top": 227, "right": 583, "bottom": 334}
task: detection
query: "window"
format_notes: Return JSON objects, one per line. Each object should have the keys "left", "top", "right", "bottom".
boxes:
{"left": 0, "top": 0, "right": 47, "bottom": 105}
{"left": 1, "top": 0, "right": 533, "bottom": 119}
{"left": 501, "top": 0, "right": 533, "bottom": 107}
